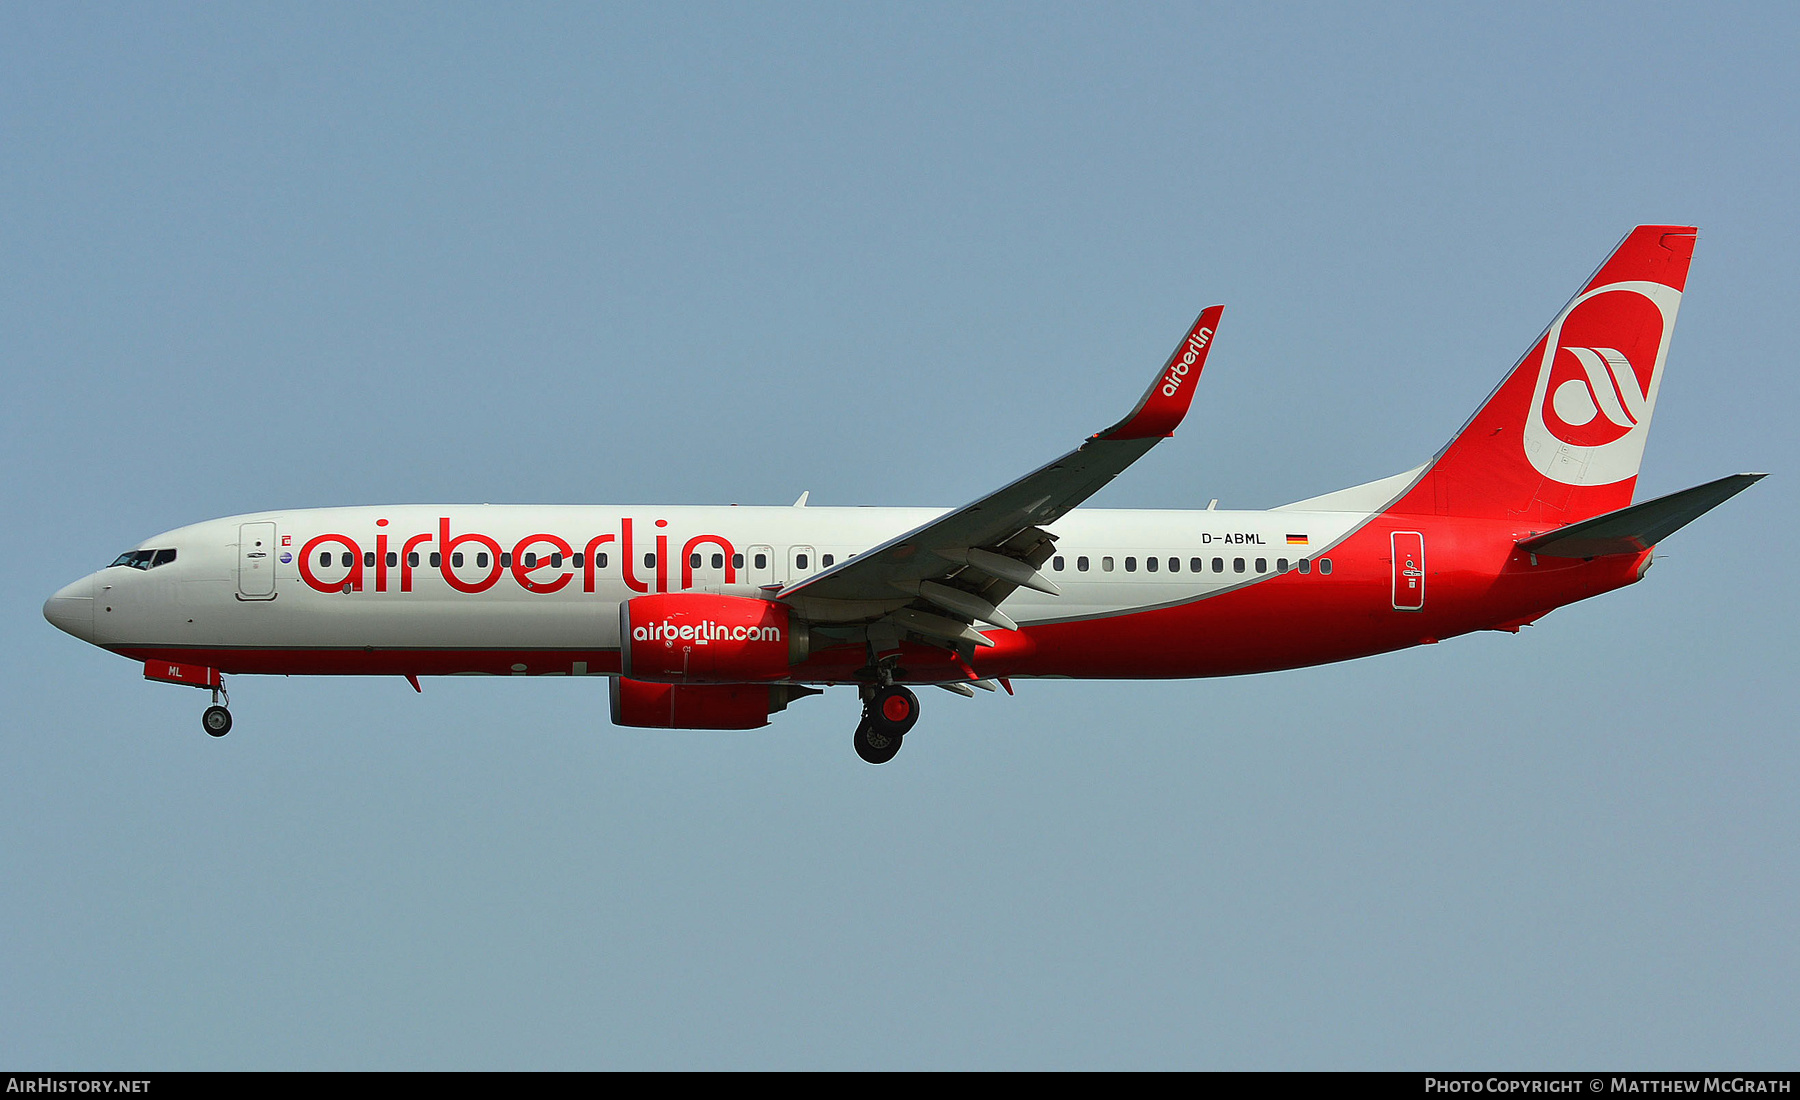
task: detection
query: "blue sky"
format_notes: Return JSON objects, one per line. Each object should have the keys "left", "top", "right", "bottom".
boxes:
{"left": 4, "top": 3, "right": 1795, "bottom": 1068}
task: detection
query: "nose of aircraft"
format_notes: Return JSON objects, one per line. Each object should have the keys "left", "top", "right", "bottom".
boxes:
{"left": 43, "top": 575, "right": 96, "bottom": 642}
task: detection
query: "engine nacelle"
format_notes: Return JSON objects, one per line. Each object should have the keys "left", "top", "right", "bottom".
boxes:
{"left": 609, "top": 676, "right": 814, "bottom": 730}
{"left": 619, "top": 593, "right": 799, "bottom": 683}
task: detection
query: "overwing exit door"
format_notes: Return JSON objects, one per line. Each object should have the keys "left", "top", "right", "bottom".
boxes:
{"left": 746, "top": 545, "right": 775, "bottom": 588}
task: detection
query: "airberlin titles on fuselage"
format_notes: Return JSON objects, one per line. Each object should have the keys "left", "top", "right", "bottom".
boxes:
{"left": 297, "top": 517, "right": 738, "bottom": 596}
{"left": 292, "top": 515, "right": 1290, "bottom": 597}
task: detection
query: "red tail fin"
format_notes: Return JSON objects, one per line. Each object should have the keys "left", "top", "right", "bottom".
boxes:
{"left": 1391, "top": 226, "right": 1696, "bottom": 523}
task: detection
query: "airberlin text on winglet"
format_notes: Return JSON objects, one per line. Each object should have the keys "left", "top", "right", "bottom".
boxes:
{"left": 1098, "top": 303, "right": 1223, "bottom": 440}
{"left": 1162, "top": 325, "right": 1213, "bottom": 397}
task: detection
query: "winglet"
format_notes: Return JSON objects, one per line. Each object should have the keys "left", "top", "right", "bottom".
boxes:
{"left": 1094, "top": 305, "right": 1223, "bottom": 441}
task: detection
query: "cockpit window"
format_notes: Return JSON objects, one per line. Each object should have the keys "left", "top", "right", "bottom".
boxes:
{"left": 109, "top": 548, "right": 176, "bottom": 570}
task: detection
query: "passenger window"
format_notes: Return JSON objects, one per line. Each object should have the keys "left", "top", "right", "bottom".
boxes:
{"left": 1213, "top": 557, "right": 1224, "bottom": 573}
{"left": 732, "top": 554, "right": 744, "bottom": 569}
{"left": 386, "top": 552, "right": 397, "bottom": 568}
{"left": 1256, "top": 558, "right": 1267, "bottom": 573}
{"left": 1145, "top": 556, "right": 1157, "bottom": 572}
{"left": 342, "top": 552, "right": 354, "bottom": 568}
{"left": 711, "top": 553, "right": 724, "bottom": 569}
{"left": 1320, "top": 558, "right": 1333, "bottom": 575}
{"left": 689, "top": 553, "right": 702, "bottom": 568}
{"left": 1190, "top": 558, "right": 1203, "bottom": 573}
{"left": 1125, "top": 557, "right": 1137, "bottom": 572}
{"left": 452, "top": 553, "right": 464, "bottom": 568}
{"left": 320, "top": 552, "right": 332, "bottom": 568}
{"left": 476, "top": 553, "right": 489, "bottom": 568}
{"left": 596, "top": 553, "right": 608, "bottom": 568}
{"left": 363, "top": 552, "right": 375, "bottom": 568}
{"left": 502, "top": 553, "right": 514, "bottom": 568}
{"left": 1053, "top": 556, "right": 1065, "bottom": 571}
{"left": 796, "top": 554, "right": 809, "bottom": 570}
{"left": 754, "top": 553, "right": 768, "bottom": 569}
{"left": 409, "top": 552, "right": 420, "bottom": 567}
{"left": 571, "top": 554, "right": 584, "bottom": 568}
{"left": 1233, "top": 558, "right": 1245, "bottom": 573}
{"left": 822, "top": 554, "right": 834, "bottom": 567}
{"left": 1298, "top": 558, "right": 1310, "bottom": 574}
{"left": 1276, "top": 558, "right": 1288, "bottom": 572}
{"left": 430, "top": 553, "right": 441, "bottom": 567}
{"left": 1077, "top": 556, "right": 1090, "bottom": 572}
{"left": 522, "top": 553, "right": 535, "bottom": 568}
{"left": 1102, "top": 556, "right": 1114, "bottom": 572}
{"left": 551, "top": 554, "right": 563, "bottom": 568}
{"left": 1168, "top": 557, "right": 1179, "bottom": 573}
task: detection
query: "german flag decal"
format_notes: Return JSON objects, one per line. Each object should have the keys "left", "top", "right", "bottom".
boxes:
{"left": 1286, "top": 534, "right": 1309, "bottom": 546}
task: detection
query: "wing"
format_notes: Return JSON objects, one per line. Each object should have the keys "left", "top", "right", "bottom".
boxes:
{"left": 777, "top": 305, "right": 1223, "bottom": 640}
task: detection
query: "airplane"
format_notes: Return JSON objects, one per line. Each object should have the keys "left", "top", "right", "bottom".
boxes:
{"left": 43, "top": 225, "right": 1762, "bottom": 763}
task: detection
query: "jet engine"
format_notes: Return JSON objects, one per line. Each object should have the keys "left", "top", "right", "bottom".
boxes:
{"left": 609, "top": 676, "right": 817, "bottom": 729}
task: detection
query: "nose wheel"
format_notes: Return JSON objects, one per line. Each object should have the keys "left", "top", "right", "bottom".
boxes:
{"left": 201, "top": 682, "right": 232, "bottom": 737}
{"left": 853, "top": 684, "right": 919, "bottom": 764}
{"left": 202, "top": 705, "right": 233, "bottom": 737}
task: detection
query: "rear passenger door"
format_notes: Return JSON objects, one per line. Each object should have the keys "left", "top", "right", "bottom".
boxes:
{"left": 1392, "top": 531, "right": 1425, "bottom": 611}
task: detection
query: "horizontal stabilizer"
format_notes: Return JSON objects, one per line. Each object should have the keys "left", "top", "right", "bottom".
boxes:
{"left": 1517, "top": 473, "right": 1765, "bottom": 558}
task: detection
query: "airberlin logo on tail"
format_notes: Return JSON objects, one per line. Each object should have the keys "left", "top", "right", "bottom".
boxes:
{"left": 1161, "top": 328, "right": 1213, "bottom": 397}
{"left": 1523, "top": 280, "right": 1681, "bottom": 486}
{"left": 1554, "top": 347, "right": 1649, "bottom": 437}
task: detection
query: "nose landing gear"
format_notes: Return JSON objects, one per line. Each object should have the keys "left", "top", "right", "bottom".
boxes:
{"left": 853, "top": 684, "right": 919, "bottom": 764}
{"left": 202, "top": 703, "right": 233, "bottom": 737}
{"left": 201, "top": 682, "right": 232, "bottom": 737}
{"left": 139, "top": 658, "right": 232, "bottom": 734}
{"left": 142, "top": 661, "right": 235, "bottom": 737}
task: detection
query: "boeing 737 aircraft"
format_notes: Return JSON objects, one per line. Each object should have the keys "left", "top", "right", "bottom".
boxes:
{"left": 44, "top": 226, "right": 1761, "bottom": 762}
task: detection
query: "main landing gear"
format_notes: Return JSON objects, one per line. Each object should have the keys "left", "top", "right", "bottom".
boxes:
{"left": 854, "top": 684, "right": 919, "bottom": 765}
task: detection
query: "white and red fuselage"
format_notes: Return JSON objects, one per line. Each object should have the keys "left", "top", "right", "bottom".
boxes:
{"left": 45, "top": 491, "right": 1644, "bottom": 684}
